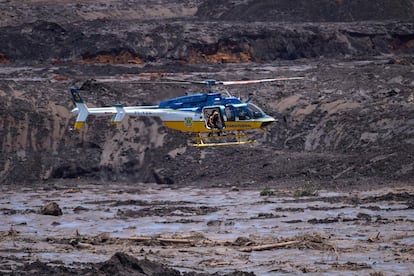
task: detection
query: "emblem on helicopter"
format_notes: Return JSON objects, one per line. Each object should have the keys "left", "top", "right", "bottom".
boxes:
{"left": 184, "top": 117, "right": 193, "bottom": 127}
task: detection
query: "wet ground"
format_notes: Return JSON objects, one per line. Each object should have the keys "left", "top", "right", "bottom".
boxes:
{"left": 1, "top": 181, "right": 413, "bottom": 275}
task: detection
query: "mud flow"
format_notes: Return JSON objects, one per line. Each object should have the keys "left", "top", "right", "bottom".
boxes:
{"left": 1, "top": 182, "right": 413, "bottom": 275}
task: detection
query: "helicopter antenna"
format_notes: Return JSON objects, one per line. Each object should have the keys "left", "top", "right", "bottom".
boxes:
{"left": 221, "top": 87, "right": 232, "bottom": 97}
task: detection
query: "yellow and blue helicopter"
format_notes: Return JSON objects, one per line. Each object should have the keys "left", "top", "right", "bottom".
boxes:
{"left": 70, "top": 77, "right": 302, "bottom": 147}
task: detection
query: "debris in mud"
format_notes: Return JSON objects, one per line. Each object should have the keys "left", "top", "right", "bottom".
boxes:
{"left": 333, "top": 261, "right": 371, "bottom": 271}
{"left": 73, "top": 205, "right": 89, "bottom": 213}
{"left": 293, "top": 184, "right": 320, "bottom": 197}
{"left": 259, "top": 187, "right": 274, "bottom": 197}
{"left": 367, "top": 232, "right": 381, "bottom": 243}
{"left": 308, "top": 217, "right": 339, "bottom": 224}
{"left": 128, "top": 236, "right": 196, "bottom": 246}
{"left": 240, "top": 233, "right": 336, "bottom": 253}
{"left": 356, "top": 212, "right": 372, "bottom": 222}
{"left": 232, "top": 237, "right": 255, "bottom": 247}
{"left": 69, "top": 239, "right": 94, "bottom": 249}
{"left": 116, "top": 205, "right": 219, "bottom": 218}
{"left": 240, "top": 240, "right": 301, "bottom": 252}
{"left": 255, "top": 212, "right": 282, "bottom": 219}
{"left": 40, "top": 202, "right": 62, "bottom": 216}
{"left": 4, "top": 226, "right": 19, "bottom": 237}
{"left": 361, "top": 192, "right": 414, "bottom": 208}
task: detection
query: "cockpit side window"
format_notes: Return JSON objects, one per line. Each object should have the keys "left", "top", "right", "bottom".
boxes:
{"left": 236, "top": 106, "right": 251, "bottom": 120}
{"left": 226, "top": 104, "right": 264, "bottom": 121}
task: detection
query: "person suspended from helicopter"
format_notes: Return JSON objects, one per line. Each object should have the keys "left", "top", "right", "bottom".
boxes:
{"left": 208, "top": 110, "right": 223, "bottom": 135}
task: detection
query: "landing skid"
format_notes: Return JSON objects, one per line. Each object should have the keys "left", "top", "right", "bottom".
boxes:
{"left": 191, "top": 131, "right": 256, "bottom": 147}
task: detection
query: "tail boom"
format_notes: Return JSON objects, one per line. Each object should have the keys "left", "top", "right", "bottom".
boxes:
{"left": 70, "top": 88, "right": 171, "bottom": 129}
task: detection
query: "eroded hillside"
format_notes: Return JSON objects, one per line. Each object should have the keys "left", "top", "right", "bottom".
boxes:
{"left": 0, "top": 0, "right": 413, "bottom": 186}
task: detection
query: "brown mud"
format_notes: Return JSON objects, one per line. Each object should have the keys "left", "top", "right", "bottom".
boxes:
{"left": 1, "top": 181, "right": 414, "bottom": 275}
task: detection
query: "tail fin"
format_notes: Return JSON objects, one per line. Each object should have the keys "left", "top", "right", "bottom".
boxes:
{"left": 70, "top": 88, "right": 89, "bottom": 129}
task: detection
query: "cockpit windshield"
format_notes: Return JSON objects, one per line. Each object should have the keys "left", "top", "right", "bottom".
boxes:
{"left": 247, "top": 103, "right": 265, "bottom": 118}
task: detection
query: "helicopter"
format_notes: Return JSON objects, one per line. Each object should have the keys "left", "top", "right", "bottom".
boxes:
{"left": 70, "top": 77, "right": 303, "bottom": 147}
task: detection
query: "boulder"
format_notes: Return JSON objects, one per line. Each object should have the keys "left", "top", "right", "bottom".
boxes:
{"left": 41, "top": 202, "right": 63, "bottom": 216}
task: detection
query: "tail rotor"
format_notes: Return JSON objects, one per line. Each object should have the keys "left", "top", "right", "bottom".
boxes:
{"left": 70, "top": 88, "right": 89, "bottom": 129}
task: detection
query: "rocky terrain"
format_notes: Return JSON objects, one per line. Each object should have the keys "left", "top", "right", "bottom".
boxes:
{"left": 0, "top": 0, "right": 414, "bottom": 274}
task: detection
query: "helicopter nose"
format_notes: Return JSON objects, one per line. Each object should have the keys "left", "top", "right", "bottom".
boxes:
{"left": 261, "top": 121, "right": 274, "bottom": 128}
{"left": 260, "top": 117, "right": 277, "bottom": 128}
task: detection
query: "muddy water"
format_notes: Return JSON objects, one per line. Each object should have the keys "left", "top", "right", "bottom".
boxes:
{"left": 1, "top": 182, "right": 413, "bottom": 275}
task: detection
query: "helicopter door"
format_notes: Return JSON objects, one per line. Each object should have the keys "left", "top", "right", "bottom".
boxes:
{"left": 225, "top": 105, "right": 235, "bottom": 121}
{"left": 203, "top": 107, "right": 225, "bottom": 130}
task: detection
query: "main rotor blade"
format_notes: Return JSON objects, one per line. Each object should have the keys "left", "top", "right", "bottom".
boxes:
{"left": 221, "top": 77, "right": 304, "bottom": 85}
{"left": 93, "top": 76, "right": 304, "bottom": 85}
{"left": 160, "top": 79, "right": 208, "bottom": 85}
{"left": 161, "top": 79, "right": 227, "bottom": 86}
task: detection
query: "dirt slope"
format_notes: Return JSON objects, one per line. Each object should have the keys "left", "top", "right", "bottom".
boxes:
{"left": 0, "top": 0, "right": 413, "bottom": 187}
{"left": 197, "top": 0, "right": 414, "bottom": 22}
